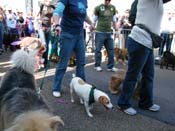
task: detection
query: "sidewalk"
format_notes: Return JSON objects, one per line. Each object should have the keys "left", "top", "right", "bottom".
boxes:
{"left": 0, "top": 51, "right": 175, "bottom": 131}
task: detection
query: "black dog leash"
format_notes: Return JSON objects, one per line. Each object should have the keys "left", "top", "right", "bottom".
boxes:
{"left": 37, "top": 59, "right": 50, "bottom": 96}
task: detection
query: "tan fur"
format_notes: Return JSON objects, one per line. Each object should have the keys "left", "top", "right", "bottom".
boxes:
{"left": 109, "top": 69, "right": 126, "bottom": 94}
{"left": 98, "top": 96, "right": 109, "bottom": 105}
{"left": 70, "top": 76, "right": 113, "bottom": 117}
{"left": 68, "top": 52, "right": 76, "bottom": 67}
{"left": 19, "top": 37, "right": 45, "bottom": 54}
{"left": 4, "top": 110, "right": 64, "bottom": 131}
{"left": 101, "top": 48, "right": 128, "bottom": 64}
{"left": 114, "top": 47, "right": 128, "bottom": 64}
{"left": 109, "top": 69, "right": 140, "bottom": 100}
{"left": 78, "top": 79, "right": 86, "bottom": 85}
{"left": 18, "top": 37, "right": 46, "bottom": 70}
{"left": 101, "top": 49, "right": 108, "bottom": 61}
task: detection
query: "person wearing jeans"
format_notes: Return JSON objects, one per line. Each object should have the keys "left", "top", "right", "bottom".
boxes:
{"left": 118, "top": 38, "right": 154, "bottom": 112}
{"left": 0, "top": 21, "right": 4, "bottom": 54}
{"left": 158, "top": 32, "right": 173, "bottom": 56}
{"left": 38, "top": 1, "right": 55, "bottom": 68}
{"left": 0, "top": 7, "right": 5, "bottom": 54}
{"left": 52, "top": 0, "right": 94, "bottom": 97}
{"left": 93, "top": 0, "right": 118, "bottom": 72}
{"left": 117, "top": 0, "right": 171, "bottom": 115}
{"left": 95, "top": 32, "right": 115, "bottom": 70}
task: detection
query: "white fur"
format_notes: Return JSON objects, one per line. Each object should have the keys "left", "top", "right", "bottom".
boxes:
{"left": 11, "top": 50, "right": 37, "bottom": 74}
{"left": 70, "top": 75, "right": 113, "bottom": 117}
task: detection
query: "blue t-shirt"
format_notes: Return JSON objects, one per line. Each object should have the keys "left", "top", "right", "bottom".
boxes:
{"left": 59, "top": 0, "right": 87, "bottom": 34}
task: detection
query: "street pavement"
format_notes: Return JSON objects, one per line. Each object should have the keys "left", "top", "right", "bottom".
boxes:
{"left": 0, "top": 51, "right": 175, "bottom": 131}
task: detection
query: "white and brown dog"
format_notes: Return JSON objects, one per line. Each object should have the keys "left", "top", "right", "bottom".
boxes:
{"left": 70, "top": 74, "right": 113, "bottom": 117}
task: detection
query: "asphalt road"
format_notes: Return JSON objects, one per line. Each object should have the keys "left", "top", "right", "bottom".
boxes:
{"left": 0, "top": 51, "right": 175, "bottom": 131}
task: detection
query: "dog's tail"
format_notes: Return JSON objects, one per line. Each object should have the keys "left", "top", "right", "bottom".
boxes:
{"left": 11, "top": 50, "right": 36, "bottom": 74}
{"left": 72, "top": 73, "right": 76, "bottom": 78}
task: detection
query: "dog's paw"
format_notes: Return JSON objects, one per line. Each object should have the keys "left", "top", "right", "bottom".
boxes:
{"left": 80, "top": 99, "right": 84, "bottom": 104}
{"left": 88, "top": 113, "right": 93, "bottom": 118}
{"left": 71, "top": 99, "right": 75, "bottom": 103}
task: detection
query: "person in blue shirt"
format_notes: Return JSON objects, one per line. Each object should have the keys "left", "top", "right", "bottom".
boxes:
{"left": 52, "top": 0, "right": 94, "bottom": 97}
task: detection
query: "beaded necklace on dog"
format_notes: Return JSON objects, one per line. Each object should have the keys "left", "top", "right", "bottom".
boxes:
{"left": 88, "top": 86, "right": 96, "bottom": 105}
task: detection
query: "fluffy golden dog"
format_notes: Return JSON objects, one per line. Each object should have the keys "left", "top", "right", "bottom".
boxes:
{"left": 101, "top": 48, "right": 128, "bottom": 64}
{"left": 68, "top": 52, "right": 76, "bottom": 67}
{"left": 109, "top": 69, "right": 141, "bottom": 100}
{"left": 113, "top": 47, "right": 128, "bottom": 64}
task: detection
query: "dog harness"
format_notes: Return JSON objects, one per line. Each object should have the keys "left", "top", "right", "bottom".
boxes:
{"left": 88, "top": 86, "right": 96, "bottom": 105}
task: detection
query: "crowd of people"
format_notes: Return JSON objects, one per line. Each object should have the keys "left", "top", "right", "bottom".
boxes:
{"left": 0, "top": 0, "right": 174, "bottom": 116}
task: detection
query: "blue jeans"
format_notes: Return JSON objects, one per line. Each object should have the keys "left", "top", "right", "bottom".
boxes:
{"left": 43, "top": 28, "right": 51, "bottom": 67}
{"left": 118, "top": 37, "right": 154, "bottom": 109}
{"left": 158, "top": 32, "right": 173, "bottom": 56}
{"left": 0, "top": 22, "right": 4, "bottom": 49}
{"left": 94, "top": 32, "right": 114, "bottom": 69}
{"left": 52, "top": 31, "right": 85, "bottom": 92}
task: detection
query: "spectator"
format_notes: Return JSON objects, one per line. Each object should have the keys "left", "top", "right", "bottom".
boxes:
{"left": 93, "top": 0, "right": 118, "bottom": 72}
{"left": 158, "top": 12, "right": 175, "bottom": 56}
{"left": 117, "top": 9, "right": 132, "bottom": 48}
{"left": 16, "top": 11, "right": 25, "bottom": 38}
{"left": 0, "top": 6, "right": 5, "bottom": 55}
{"left": 117, "top": 0, "right": 171, "bottom": 115}
{"left": 38, "top": 0, "right": 55, "bottom": 68}
{"left": 5, "top": 7, "right": 19, "bottom": 51}
{"left": 52, "top": 0, "right": 94, "bottom": 97}
{"left": 6, "top": 7, "right": 17, "bottom": 34}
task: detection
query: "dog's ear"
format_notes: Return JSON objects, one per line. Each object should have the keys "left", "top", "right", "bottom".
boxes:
{"left": 99, "top": 96, "right": 109, "bottom": 105}
{"left": 49, "top": 116, "right": 64, "bottom": 129}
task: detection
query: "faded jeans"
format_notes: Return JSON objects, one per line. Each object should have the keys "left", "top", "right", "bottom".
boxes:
{"left": 52, "top": 31, "right": 85, "bottom": 92}
{"left": 0, "top": 22, "right": 4, "bottom": 49}
{"left": 94, "top": 32, "right": 115, "bottom": 69}
{"left": 158, "top": 32, "right": 173, "bottom": 56}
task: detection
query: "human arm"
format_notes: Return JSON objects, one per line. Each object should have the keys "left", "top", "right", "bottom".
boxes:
{"left": 112, "top": 15, "right": 118, "bottom": 31}
{"left": 85, "top": 15, "right": 95, "bottom": 32}
{"left": 53, "top": 1, "right": 65, "bottom": 34}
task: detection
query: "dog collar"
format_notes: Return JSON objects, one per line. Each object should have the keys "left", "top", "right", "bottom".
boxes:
{"left": 88, "top": 86, "right": 96, "bottom": 105}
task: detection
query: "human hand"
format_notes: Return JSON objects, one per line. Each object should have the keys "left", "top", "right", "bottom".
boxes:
{"left": 114, "top": 31, "right": 119, "bottom": 40}
{"left": 89, "top": 23, "right": 95, "bottom": 32}
{"left": 53, "top": 24, "right": 61, "bottom": 36}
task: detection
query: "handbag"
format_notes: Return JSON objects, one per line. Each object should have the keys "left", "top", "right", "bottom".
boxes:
{"left": 136, "top": 24, "right": 163, "bottom": 48}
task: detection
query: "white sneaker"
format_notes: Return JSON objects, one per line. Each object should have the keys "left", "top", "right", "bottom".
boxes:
{"left": 94, "top": 66, "right": 103, "bottom": 72}
{"left": 107, "top": 67, "right": 119, "bottom": 72}
{"left": 149, "top": 104, "right": 160, "bottom": 112}
{"left": 117, "top": 106, "right": 137, "bottom": 115}
{"left": 123, "top": 107, "right": 137, "bottom": 115}
{"left": 52, "top": 91, "right": 61, "bottom": 97}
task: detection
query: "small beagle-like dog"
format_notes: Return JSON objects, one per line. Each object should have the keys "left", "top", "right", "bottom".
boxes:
{"left": 70, "top": 74, "right": 113, "bottom": 117}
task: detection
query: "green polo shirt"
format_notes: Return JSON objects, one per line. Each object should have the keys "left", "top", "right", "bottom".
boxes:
{"left": 94, "top": 4, "right": 116, "bottom": 32}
